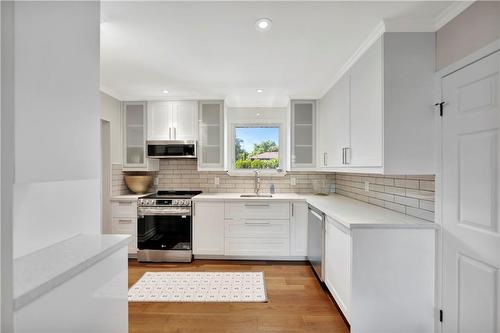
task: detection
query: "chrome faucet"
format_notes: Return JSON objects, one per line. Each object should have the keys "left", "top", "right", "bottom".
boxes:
{"left": 254, "top": 169, "right": 261, "bottom": 195}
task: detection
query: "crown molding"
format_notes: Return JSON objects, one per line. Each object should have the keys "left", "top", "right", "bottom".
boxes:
{"left": 318, "top": 21, "right": 386, "bottom": 99}
{"left": 434, "top": 1, "right": 475, "bottom": 31}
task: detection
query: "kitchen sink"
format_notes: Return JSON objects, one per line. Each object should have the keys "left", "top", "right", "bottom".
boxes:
{"left": 240, "top": 194, "right": 273, "bottom": 198}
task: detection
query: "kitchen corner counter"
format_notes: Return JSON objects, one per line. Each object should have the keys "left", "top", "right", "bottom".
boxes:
{"left": 13, "top": 234, "right": 130, "bottom": 310}
{"left": 193, "top": 192, "right": 436, "bottom": 229}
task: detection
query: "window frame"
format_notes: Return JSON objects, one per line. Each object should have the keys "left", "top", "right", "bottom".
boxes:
{"left": 228, "top": 123, "right": 287, "bottom": 176}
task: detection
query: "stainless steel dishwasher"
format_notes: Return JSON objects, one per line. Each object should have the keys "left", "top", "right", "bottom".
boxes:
{"left": 307, "top": 205, "right": 325, "bottom": 281}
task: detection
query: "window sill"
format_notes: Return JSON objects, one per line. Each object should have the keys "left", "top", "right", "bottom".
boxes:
{"left": 226, "top": 170, "right": 288, "bottom": 177}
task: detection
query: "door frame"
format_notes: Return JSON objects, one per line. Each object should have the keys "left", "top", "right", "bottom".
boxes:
{"left": 434, "top": 37, "right": 500, "bottom": 333}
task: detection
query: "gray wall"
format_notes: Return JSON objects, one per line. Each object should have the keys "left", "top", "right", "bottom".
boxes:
{"left": 437, "top": 1, "right": 500, "bottom": 70}
{"left": 100, "top": 92, "right": 123, "bottom": 164}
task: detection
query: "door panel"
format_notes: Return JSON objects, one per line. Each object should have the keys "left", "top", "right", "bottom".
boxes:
{"left": 350, "top": 37, "right": 383, "bottom": 167}
{"left": 441, "top": 50, "right": 500, "bottom": 333}
{"left": 147, "top": 102, "right": 172, "bottom": 140}
{"left": 173, "top": 101, "right": 197, "bottom": 140}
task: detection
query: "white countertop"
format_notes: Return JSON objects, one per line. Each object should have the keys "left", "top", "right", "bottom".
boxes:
{"left": 13, "top": 234, "right": 130, "bottom": 310}
{"left": 303, "top": 194, "right": 436, "bottom": 229}
{"left": 111, "top": 193, "right": 152, "bottom": 201}
{"left": 193, "top": 192, "right": 305, "bottom": 201}
{"left": 193, "top": 192, "right": 436, "bottom": 229}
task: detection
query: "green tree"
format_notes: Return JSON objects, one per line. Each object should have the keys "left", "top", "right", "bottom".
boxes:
{"left": 250, "top": 140, "right": 278, "bottom": 156}
{"left": 235, "top": 137, "right": 248, "bottom": 160}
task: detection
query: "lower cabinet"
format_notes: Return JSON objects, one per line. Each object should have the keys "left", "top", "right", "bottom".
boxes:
{"left": 290, "top": 202, "right": 308, "bottom": 256}
{"left": 323, "top": 215, "right": 436, "bottom": 333}
{"left": 193, "top": 201, "right": 225, "bottom": 255}
{"left": 193, "top": 200, "right": 307, "bottom": 258}
{"left": 324, "top": 216, "right": 351, "bottom": 320}
{"left": 111, "top": 200, "right": 138, "bottom": 255}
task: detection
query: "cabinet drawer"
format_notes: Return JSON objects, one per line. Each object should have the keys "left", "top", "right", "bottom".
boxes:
{"left": 225, "top": 238, "right": 290, "bottom": 256}
{"left": 225, "top": 202, "right": 289, "bottom": 219}
{"left": 225, "top": 219, "right": 289, "bottom": 238}
{"left": 111, "top": 217, "right": 137, "bottom": 235}
{"left": 111, "top": 201, "right": 137, "bottom": 217}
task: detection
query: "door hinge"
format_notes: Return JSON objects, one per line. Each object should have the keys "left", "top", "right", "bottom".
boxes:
{"left": 439, "top": 309, "right": 443, "bottom": 322}
{"left": 435, "top": 102, "right": 445, "bottom": 117}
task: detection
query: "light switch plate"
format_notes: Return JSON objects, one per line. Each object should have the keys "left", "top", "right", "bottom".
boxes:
{"left": 214, "top": 177, "right": 220, "bottom": 185}
{"left": 290, "top": 177, "right": 297, "bottom": 186}
{"left": 364, "top": 181, "right": 370, "bottom": 192}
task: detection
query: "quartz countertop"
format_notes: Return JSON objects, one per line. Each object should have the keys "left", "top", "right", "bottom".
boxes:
{"left": 193, "top": 192, "right": 436, "bottom": 230}
{"left": 111, "top": 193, "right": 153, "bottom": 201}
{"left": 13, "top": 234, "right": 130, "bottom": 310}
{"left": 192, "top": 192, "right": 305, "bottom": 201}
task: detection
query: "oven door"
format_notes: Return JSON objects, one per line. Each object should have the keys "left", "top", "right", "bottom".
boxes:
{"left": 147, "top": 140, "right": 196, "bottom": 158}
{"left": 137, "top": 206, "right": 192, "bottom": 262}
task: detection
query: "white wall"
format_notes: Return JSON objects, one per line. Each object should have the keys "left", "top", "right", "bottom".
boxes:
{"left": 100, "top": 92, "right": 122, "bottom": 164}
{"left": 13, "top": 1, "right": 101, "bottom": 258}
{"left": 1, "top": 1, "right": 15, "bottom": 330}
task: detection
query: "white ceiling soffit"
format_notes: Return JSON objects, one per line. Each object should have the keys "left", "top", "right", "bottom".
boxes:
{"left": 100, "top": 1, "right": 468, "bottom": 106}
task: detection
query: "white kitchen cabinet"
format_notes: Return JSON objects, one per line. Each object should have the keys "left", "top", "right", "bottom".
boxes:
{"left": 291, "top": 100, "right": 315, "bottom": 169}
{"left": 147, "top": 101, "right": 198, "bottom": 141}
{"left": 349, "top": 37, "right": 383, "bottom": 167}
{"left": 318, "top": 32, "right": 435, "bottom": 174}
{"left": 318, "top": 74, "right": 350, "bottom": 168}
{"left": 198, "top": 101, "right": 224, "bottom": 170}
{"left": 122, "top": 102, "right": 159, "bottom": 171}
{"left": 322, "top": 214, "right": 436, "bottom": 333}
{"left": 193, "top": 201, "right": 225, "bottom": 255}
{"left": 110, "top": 199, "right": 138, "bottom": 255}
{"left": 324, "top": 216, "right": 351, "bottom": 320}
{"left": 290, "top": 201, "right": 308, "bottom": 256}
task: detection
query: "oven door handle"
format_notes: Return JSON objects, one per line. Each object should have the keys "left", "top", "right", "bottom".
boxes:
{"left": 138, "top": 208, "right": 191, "bottom": 217}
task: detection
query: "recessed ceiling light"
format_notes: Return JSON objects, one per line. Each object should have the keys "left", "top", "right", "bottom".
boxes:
{"left": 255, "top": 18, "right": 272, "bottom": 32}
{"left": 256, "top": 113, "right": 261, "bottom": 116}
{"left": 162, "top": 90, "right": 169, "bottom": 94}
{"left": 256, "top": 89, "right": 263, "bottom": 93}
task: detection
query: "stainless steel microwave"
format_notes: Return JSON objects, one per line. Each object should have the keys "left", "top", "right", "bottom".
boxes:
{"left": 146, "top": 140, "right": 197, "bottom": 158}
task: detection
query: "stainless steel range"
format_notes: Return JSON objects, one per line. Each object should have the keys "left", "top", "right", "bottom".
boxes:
{"left": 137, "top": 190, "right": 201, "bottom": 262}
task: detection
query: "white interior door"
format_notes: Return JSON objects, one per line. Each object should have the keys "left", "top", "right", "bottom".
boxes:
{"left": 441, "top": 50, "right": 500, "bottom": 333}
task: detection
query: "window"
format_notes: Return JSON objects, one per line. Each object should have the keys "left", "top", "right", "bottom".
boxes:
{"left": 234, "top": 126, "right": 280, "bottom": 169}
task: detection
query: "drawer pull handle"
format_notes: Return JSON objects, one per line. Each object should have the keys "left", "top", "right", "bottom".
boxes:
{"left": 244, "top": 221, "right": 271, "bottom": 225}
{"left": 118, "top": 202, "right": 132, "bottom": 206}
{"left": 244, "top": 204, "right": 270, "bottom": 207}
{"left": 118, "top": 219, "right": 133, "bottom": 224}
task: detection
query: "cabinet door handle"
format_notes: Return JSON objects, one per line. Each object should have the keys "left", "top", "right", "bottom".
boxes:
{"left": 323, "top": 152, "right": 328, "bottom": 166}
{"left": 169, "top": 127, "right": 172, "bottom": 139}
{"left": 342, "top": 148, "right": 345, "bottom": 165}
{"left": 118, "top": 219, "right": 133, "bottom": 224}
{"left": 345, "top": 147, "right": 351, "bottom": 165}
{"left": 244, "top": 203, "right": 270, "bottom": 207}
{"left": 174, "top": 127, "right": 177, "bottom": 139}
{"left": 291, "top": 203, "right": 294, "bottom": 217}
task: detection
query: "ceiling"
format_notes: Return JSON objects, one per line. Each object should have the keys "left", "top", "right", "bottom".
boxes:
{"left": 100, "top": 1, "right": 456, "bottom": 106}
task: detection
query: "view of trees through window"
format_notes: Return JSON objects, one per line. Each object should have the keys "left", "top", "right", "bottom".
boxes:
{"left": 234, "top": 127, "right": 280, "bottom": 169}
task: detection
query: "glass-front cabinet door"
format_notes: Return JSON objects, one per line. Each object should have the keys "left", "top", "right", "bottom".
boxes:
{"left": 291, "top": 100, "right": 316, "bottom": 169}
{"left": 198, "top": 101, "right": 224, "bottom": 170}
{"left": 123, "top": 101, "right": 159, "bottom": 171}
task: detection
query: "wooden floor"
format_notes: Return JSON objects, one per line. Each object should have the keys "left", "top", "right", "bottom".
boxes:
{"left": 129, "top": 259, "right": 349, "bottom": 333}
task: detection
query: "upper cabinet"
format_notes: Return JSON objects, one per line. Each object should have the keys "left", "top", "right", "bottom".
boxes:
{"left": 291, "top": 100, "right": 316, "bottom": 169}
{"left": 198, "top": 101, "right": 224, "bottom": 170}
{"left": 318, "top": 32, "right": 436, "bottom": 174}
{"left": 147, "top": 101, "right": 198, "bottom": 141}
{"left": 122, "top": 102, "right": 159, "bottom": 171}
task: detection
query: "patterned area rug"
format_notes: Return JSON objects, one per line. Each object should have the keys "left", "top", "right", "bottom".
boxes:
{"left": 128, "top": 272, "right": 268, "bottom": 302}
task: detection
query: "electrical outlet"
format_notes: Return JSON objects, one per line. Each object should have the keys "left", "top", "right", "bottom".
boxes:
{"left": 290, "top": 177, "right": 297, "bottom": 186}
{"left": 214, "top": 177, "right": 220, "bottom": 185}
{"left": 154, "top": 176, "right": 159, "bottom": 186}
{"left": 364, "top": 181, "right": 370, "bottom": 192}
